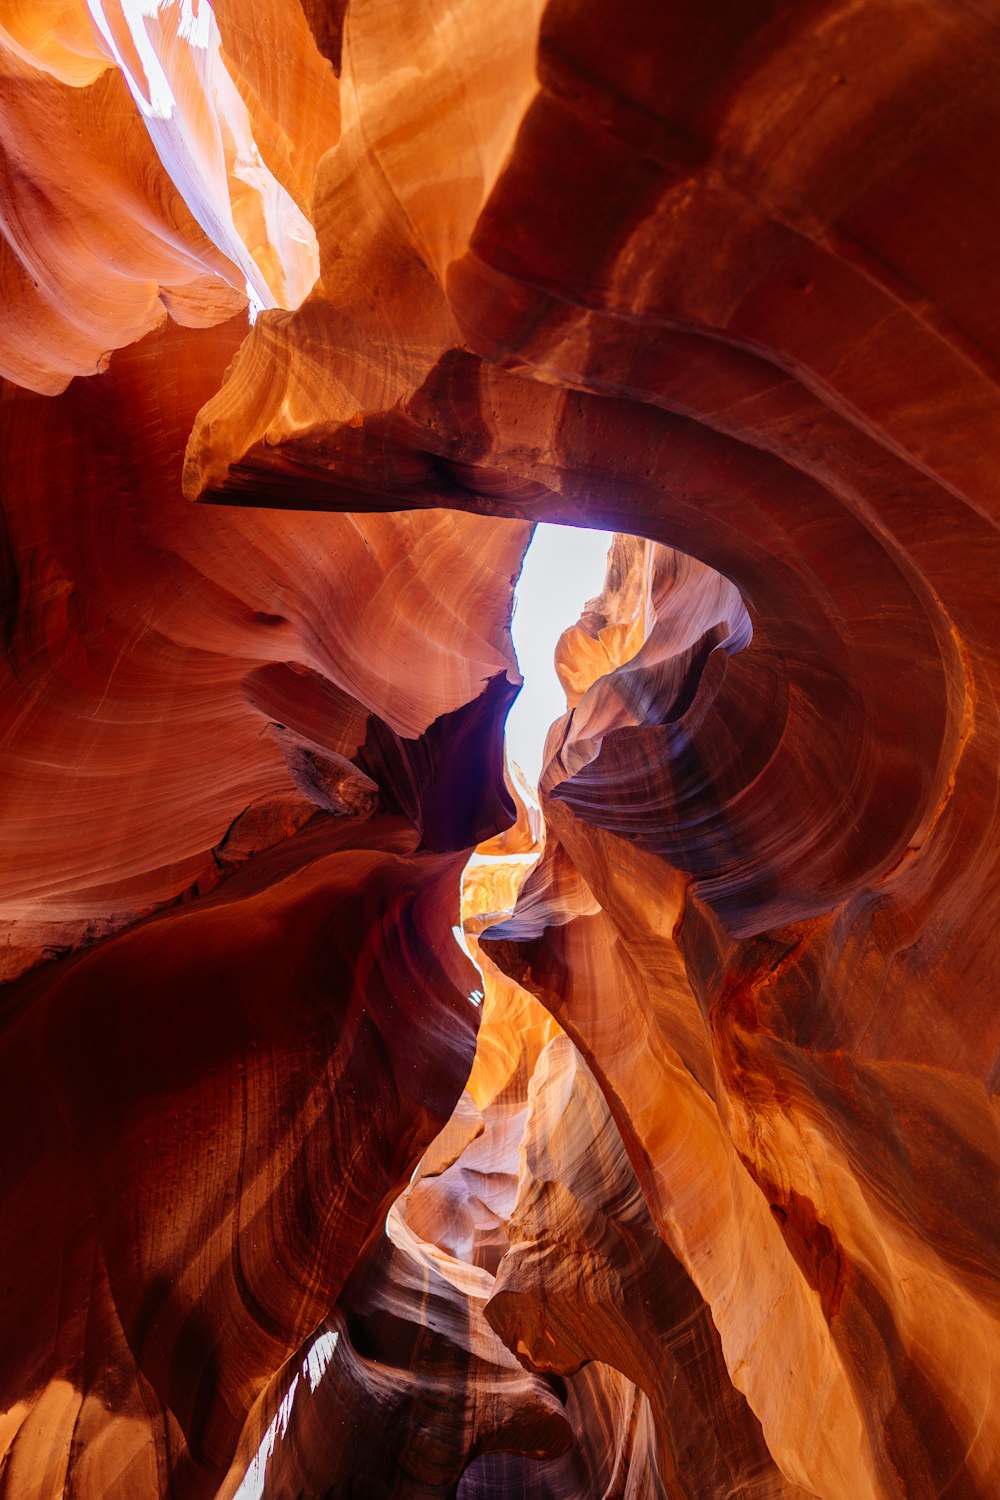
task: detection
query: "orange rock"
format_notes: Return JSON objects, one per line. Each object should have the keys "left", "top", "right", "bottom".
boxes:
{"left": 2, "top": 1, "right": 1000, "bottom": 1496}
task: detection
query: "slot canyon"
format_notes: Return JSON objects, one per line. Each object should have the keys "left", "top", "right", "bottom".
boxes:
{"left": 1, "top": 1, "right": 999, "bottom": 1496}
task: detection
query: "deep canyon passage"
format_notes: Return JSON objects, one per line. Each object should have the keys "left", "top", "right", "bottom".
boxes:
{"left": 1, "top": 1, "right": 1000, "bottom": 1498}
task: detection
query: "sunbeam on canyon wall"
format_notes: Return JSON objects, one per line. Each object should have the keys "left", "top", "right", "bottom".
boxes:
{"left": 2, "top": 1, "right": 998, "bottom": 1497}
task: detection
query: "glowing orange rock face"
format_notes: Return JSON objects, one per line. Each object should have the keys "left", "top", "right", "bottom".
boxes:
{"left": 2, "top": 1, "right": 1000, "bottom": 1498}
{"left": 0, "top": 0, "right": 338, "bottom": 391}
{"left": 0, "top": 318, "right": 526, "bottom": 980}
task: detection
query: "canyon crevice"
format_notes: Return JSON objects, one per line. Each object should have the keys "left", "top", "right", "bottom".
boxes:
{"left": 1, "top": 2, "right": 998, "bottom": 1497}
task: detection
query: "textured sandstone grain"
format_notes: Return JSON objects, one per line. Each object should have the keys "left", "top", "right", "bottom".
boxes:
{"left": 1, "top": 1, "right": 999, "bottom": 1497}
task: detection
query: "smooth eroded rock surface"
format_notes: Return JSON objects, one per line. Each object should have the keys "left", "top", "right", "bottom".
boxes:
{"left": 2, "top": 1, "right": 998, "bottom": 1497}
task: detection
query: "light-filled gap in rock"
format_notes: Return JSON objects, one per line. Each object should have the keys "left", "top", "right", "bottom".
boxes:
{"left": 505, "top": 523, "right": 614, "bottom": 788}
{"left": 452, "top": 524, "right": 613, "bottom": 1004}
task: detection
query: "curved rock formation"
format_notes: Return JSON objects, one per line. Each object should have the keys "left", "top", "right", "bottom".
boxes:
{"left": 0, "top": 315, "right": 527, "bottom": 979}
{"left": 2, "top": 0, "right": 1000, "bottom": 1497}
{"left": 0, "top": 0, "right": 339, "bottom": 391}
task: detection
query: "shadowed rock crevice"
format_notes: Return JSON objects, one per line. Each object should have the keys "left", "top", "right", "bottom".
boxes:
{"left": 1, "top": 2, "right": 999, "bottom": 1497}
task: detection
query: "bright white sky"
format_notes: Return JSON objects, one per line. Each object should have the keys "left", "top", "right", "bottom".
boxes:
{"left": 506, "top": 522, "right": 613, "bottom": 785}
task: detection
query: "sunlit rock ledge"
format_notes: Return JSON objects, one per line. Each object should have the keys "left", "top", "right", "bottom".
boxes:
{"left": 1, "top": 1, "right": 999, "bottom": 1497}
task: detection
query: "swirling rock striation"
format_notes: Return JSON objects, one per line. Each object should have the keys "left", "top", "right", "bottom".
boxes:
{"left": 1, "top": 1, "right": 999, "bottom": 1498}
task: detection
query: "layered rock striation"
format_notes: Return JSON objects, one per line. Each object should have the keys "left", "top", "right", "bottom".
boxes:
{"left": 2, "top": 1, "right": 999, "bottom": 1497}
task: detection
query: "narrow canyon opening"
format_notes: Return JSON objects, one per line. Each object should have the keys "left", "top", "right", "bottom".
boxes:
{"left": 505, "top": 523, "right": 616, "bottom": 790}
{"left": 3, "top": 2, "right": 995, "bottom": 1496}
{"left": 455, "top": 519, "right": 616, "bottom": 972}
{"left": 452, "top": 522, "right": 615, "bottom": 1007}
{"left": 365, "top": 522, "right": 764, "bottom": 1500}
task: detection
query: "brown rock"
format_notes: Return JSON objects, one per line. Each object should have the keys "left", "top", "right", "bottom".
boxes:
{"left": 2, "top": 1, "right": 1000, "bottom": 1496}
